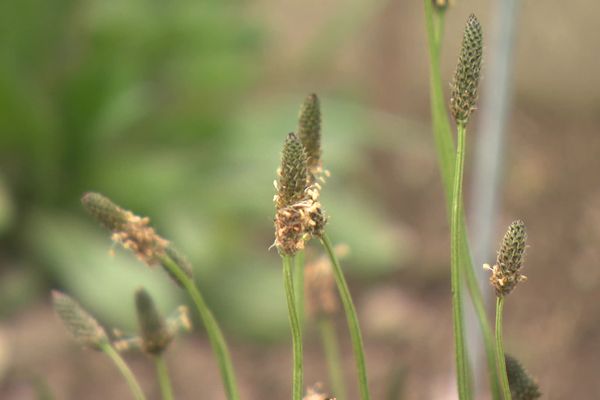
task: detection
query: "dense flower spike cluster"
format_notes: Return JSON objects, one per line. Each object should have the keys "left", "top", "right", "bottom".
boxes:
{"left": 52, "top": 291, "right": 108, "bottom": 350}
{"left": 450, "top": 14, "right": 483, "bottom": 125}
{"left": 486, "top": 220, "right": 528, "bottom": 296}
{"left": 82, "top": 192, "right": 169, "bottom": 266}
{"left": 274, "top": 132, "right": 326, "bottom": 255}
{"left": 304, "top": 245, "right": 348, "bottom": 318}
{"left": 505, "top": 354, "right": 541, "bottom": 400}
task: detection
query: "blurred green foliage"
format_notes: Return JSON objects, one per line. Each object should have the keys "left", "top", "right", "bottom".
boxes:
{"left": 0, "top": 0, "right": 408, "bottom": 341}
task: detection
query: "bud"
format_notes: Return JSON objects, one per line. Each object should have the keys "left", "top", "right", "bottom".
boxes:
{"left": 450, "top": 14, "right": 483, "bottom": 125}
{"left": 487, "top": 220, "right": 528, "bottom": 296}
{"left": 276, "top": 133, "right": 309, "bottom": 209}
{"left": 52, "top": 291, "right": 107, "bottom": 350}
{"left": 135, "top": 288, "right": 173, "bottom": 354}
{"left": 297, "top": 94, "right": 322, "bottom": 177}
{"left": 505, "top": 354, "right": 541, "bottom": 400}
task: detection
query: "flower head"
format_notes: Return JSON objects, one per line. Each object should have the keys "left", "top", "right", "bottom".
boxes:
{"left": 450, "top": 14, "right": 483, "bottom": 125}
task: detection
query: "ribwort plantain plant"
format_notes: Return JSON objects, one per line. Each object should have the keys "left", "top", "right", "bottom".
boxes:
{"left": 80, "top": 192, "right": 240, "bottom": 400}
{"left": 485, "top": 220, "right": 529, "bottom": 400}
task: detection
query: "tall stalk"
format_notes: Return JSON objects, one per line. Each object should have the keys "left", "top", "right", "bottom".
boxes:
{"left": 451, "top": 123, "right": 471, "bottom": 399}
{"left": 283, "top": 255, "right": 304, "bottom": 400}
{"left": 320, "top": 233, "right": 370, "bottom": 400}
{"left": 159, "top": 255, "right": 240, "bottom": 400}
{"left": 423, "top": 5, "right": 501, "bottom": 399}
{"left": 495, "top": 297, "right": 512, "bottom": 400}
{"left": 100, "top": 342, "right": 147, "bottom": 400}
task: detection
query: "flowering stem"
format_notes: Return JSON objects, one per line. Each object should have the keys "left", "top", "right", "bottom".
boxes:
{"left": 159, "top": 255, "right": 240, "bottom": 400}
{"left": 283, "top": 255, "right": 303, "bottom": 400}
{"left": 424, "top": 3, "right": 501, "bottom": 398}
{"left": 155, "top": 355, "right": 174, "bottom": 400}
{"left": 318, "top": 317, "right": 347, "bottom": 400}
{"left": 451, "top": 123, "right": 471, "bottom": 399}
{"left": 320, "top": 233, "right": 371, "bottom": 400}
{"left": 100, "top": 342, "right": 146, "bottom": 400}
{"left": 294, "top": 250, "right": 305, "bottom": 330}
{"left": 495, "top": 297, "right": 512, "bottom": 400}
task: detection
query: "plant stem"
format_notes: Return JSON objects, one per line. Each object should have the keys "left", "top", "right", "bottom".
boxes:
{"left": 155, "top": 355, "right": 174, "bottom": 400}
{"left": 283, "top": 255, "right": 303, "bottom": 400}
{"left": 424, "top": 0, "right": 455, "bottom": 190}
{"left": 451, "top": 123, "right": 471, "bottom": 399}
{"left": 320, "top": 233, "right": 371, "bottom": 400}
{"left": 159, "top": 255, "right": 240, "bottom": 400}
{"left": 423, "top": 3, "right": 501, "bottom": 398}
{"left": 294, "top": 250, "right": 305, "bottom": 330}
{"left": 100, "top": 342, "right": 146, "bottom": 400}
{"left": 495, "top": 297, "right": 512, "bottom": 400}
{"left": 318, "top": 317, "right": 347, "bottom": 400}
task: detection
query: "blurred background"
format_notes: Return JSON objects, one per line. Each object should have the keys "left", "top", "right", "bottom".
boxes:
{"left": 0, "top": 0, "right": 599, "bottom": 398}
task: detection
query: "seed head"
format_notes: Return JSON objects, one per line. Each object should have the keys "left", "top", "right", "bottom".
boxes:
{"left": 298, "top": 94, "right": 322, "bottom": 177}
{"left": 135, "top": 288, "right": 172, "bottom": 355}
{"left": 487, "top": 220, "right": 528, "bottom": 296}
{"left": 82, "top": 192, "right": 169, "bottom": 268}
{"left": 505, "top": 354, "right": 541, "bottom": 400}
{"left": 276, "top": 133, "right": 309, "bottom": 209}
{"left": 305, "top": 245, "right": 348, "bottom": 319}
{"left": 304, "top": 383, "right": 336, "bottom": 400}
{"left": 450, "top": 14, "right": 483, "bottom": 125}
{"left": 52, "top": 291, "right": 107, "bottom": 350}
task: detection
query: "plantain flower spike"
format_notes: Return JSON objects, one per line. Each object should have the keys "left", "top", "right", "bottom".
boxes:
{"left": 450, "top": 14, "right": 483, "bottom": 125}
{"left": 82, "top": 192, "right": 193, "bottom": 286}
{"left": 298, "top": 94, "right": 322, "bottom": 181}
{"left": 52, "top": 291, "right": 108, "bottom": 350}
{"left": 134, "top": 288, "right": 174, "bottom": 355}
{"left": 81, "top": 192, "right": 169, "bottom": 267}
{"left": 505, "top": 354, "right": 541, "bottom": 400}
{"left": 275, "top": 133, "right": 309, "bottom": 209}
{"left": 486, "top": 220, "right": 528, "bottom": 296}
{"left": 273, "top": 133, "right": 326, "bottom": 255}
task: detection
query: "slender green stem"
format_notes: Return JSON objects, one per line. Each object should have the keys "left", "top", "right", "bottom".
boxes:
{"left": 424, "top": 3, "right": 501, "bottom": 398}
{"left": 495, "top": 297, "right": 512, "bottom": 400}
{"left": 424, "top": 0, "right": 455, "bottom": 191}
{"left": 155, "top": 355, "right": 174, "bottom": 400}
{"left": 159, "top": 255, "right": 240, "bottom": 400}
{"left": 320, "top": 233, "right": 371, "bottom": 400}
{"left": 100, "top": 342, "right": 146, "bottom": 400}
{"left": 294, "top": 250, "right": 305, "bottom": 330}
{"left": 318, "top": 317, "right": 347, "bottom": 400}
{"left": 451, "top": 123, "right": 471, "bottom": 399}
{"left": 283, "top": 255, "right": 303, "bottom": 400}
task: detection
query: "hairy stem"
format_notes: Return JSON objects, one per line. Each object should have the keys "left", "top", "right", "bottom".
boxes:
{"left": 495, "top": 297, "right": 512, "bottom": 400}
{"left": 100, "top": 342, "right": 146, "bottom": 400}
{"left": 155, "top": 355, "right": 174, "bottom": 400}
{"left": 159, "top": 255, "right": 239, "bottom": 400}
{"left": 320, "top": 233, "right": 371, "bottom": 400}
{"left": 283, "top": 255, "right": 304, "bottom": 400}
{"left": 451, "top": 123, "right": 471, "bottom": 399}
{"left": 318, "top": 317, "right": 347, "bottom": 399}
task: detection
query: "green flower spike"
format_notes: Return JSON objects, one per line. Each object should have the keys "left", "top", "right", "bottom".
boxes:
{"left": 450, "top": 14, "right": 483, "bottom": 125}
{"left": 52, "top": 291, "right": 108, "bottom": 350}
